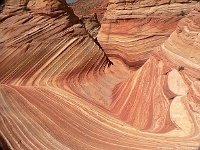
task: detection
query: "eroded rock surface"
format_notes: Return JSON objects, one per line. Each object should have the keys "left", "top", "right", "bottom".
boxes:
{"left": 80, "top": 13, "right": 101, "bottom": 38}
{"left": 98, "top": 0, "right": 198, "bottom": 67}
{"left": 70, "top": 0, "right": 109, "bottom": 21}
{"left": 0, "top": 0, "right": 200, "bottom": 150}
{"left": 110, "top": 5, "right": 200, "bottom": 143}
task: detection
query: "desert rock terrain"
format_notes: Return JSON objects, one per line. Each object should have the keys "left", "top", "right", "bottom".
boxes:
{"left": 98, "top": 0, "right": 198, "bottom": 67}
{"left": 0, "top": 0, "right": 200, "bottom": 150}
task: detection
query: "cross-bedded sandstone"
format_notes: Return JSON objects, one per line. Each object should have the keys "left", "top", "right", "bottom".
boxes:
{"left": 0, "top": 0, "right": 200, "bottom": 150}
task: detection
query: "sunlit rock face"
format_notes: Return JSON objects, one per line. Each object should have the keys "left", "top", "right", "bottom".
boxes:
{"left": 0, "top": 1, "right": 111, "bottom": 149}
{"left": 0, "top": 0, "right": 200, "bottom": 150}
{"left": 98, "top": 0, "right": 198, "bottom": 67}
{"left": 110, "top": 4, "right": 200, "bottom": 142}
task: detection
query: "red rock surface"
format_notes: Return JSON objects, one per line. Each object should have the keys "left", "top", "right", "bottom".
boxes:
{"left": 70, "top": 0, "right": 109, "bottom": 21}
{"left": 0, "top": 0, "right": 200, "bottom": 150}
{"left": 98, "top": 0, "right": 198, "bottom": 67}
{"left": 111, "top": 4, "right": 200, "bottom": 141}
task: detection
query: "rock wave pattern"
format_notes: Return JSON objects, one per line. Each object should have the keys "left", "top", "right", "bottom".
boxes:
{"left": 98, "top": 0, "right": 198, "bottom": 67}
{"left": 0, "top": 0, "right": 200, "bottom": 150}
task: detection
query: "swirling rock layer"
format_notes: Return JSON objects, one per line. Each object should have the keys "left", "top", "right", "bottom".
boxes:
{"left": 111, "top": 4, "right": 200, "bottom": 143}
{"left": 0, "top": 0, "right": 200, "bottom": 150}
{"left": 98, "top": 0, "right": 198, "bottom": 67}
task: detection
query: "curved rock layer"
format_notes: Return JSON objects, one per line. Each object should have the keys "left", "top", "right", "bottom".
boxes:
{"left": 111, "top": 5, "right": 200, "bottom": 141}
{"left": 0, "top": 0, "right": 200, "bottom": 150}
{"left": 98, "top": 0, "right": 198, "bottom": 67}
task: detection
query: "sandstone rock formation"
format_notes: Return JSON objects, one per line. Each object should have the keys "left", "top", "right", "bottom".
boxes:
{"left": 69, "top": 0, "right": 109, "bottom": 39}
{"left": 98, "top": 0, "right": 199, "bottom": 67}
{"left": 110, "top": 3, "right": 200, "bottom": 143}
{"left": 0, "top": 0, "right": 200, "bottom": 150}
{"left": 80, "top": 13, "right": 101, "bottom": 38}
{"left": 70, "top": 0, "right": 108, "bottom": 21}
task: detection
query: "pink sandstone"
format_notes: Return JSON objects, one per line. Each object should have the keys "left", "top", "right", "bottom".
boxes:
{"left": 97, "top": 0, "right": 198, "bottom": 67}
{"left": 0, "top": 0, "right": 200, "bottom": 150}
